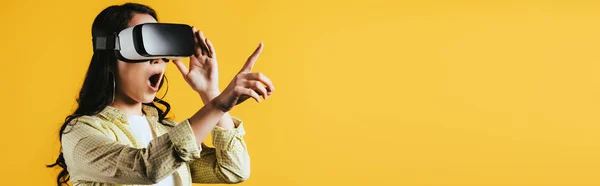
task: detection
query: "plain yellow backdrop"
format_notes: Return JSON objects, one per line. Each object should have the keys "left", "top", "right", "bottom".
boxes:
{"left": 1, "top": 0, "right": 600, "bottom": 185}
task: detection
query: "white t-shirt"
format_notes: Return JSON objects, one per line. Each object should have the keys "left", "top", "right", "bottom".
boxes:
{"left": 127, "top": 115, "right": 178, "bottom": 186}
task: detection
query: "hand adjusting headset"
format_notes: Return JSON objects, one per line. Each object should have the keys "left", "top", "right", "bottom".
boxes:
{"left": 92, "top": 23, "right": 195, "bottom": 62}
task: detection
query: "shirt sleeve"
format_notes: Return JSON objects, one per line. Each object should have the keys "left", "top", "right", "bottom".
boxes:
{"left": 189, "top": 116, "right": 251, "bottom": 183}
{"left": 61, "top": 117, "right": 201, "bottom": 185}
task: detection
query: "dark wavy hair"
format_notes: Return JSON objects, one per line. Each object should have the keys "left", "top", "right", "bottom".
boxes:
{"left": 46, "top": 3, "right": 171, "bottom": 186}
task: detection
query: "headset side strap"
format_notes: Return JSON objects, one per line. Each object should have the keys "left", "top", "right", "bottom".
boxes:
{"left": 93, "top": 35, "right": 120, "bottom": 50}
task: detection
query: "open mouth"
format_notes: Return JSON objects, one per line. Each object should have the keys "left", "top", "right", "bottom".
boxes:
{"left": 148, "top": 73, "right": 161, "bottom": 89}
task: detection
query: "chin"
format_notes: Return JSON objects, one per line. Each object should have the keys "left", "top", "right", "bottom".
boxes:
{"left": 141, "top": 94, "right": 157, "bottom": 103}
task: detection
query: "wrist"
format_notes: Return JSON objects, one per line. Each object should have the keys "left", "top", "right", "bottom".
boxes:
{"left": 209, "top": 95, "right": 232, "bottom": 113}
{"left": 198, "top": 89, "right": 221, "bottom": 104}
{"left": 206, "top": 98, "right": 226, "bottom": 114}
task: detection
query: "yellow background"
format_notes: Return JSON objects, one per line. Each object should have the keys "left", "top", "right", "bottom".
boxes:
{"left": 1, "top": 0, "right": 600, "bottom": 185}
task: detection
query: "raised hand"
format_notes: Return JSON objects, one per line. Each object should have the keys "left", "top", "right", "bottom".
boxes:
{"left": 173, "top": 27, "right": 219, "bottom": 95}
{"left": 211, "top": 43, "right": 275, "bottom": 112}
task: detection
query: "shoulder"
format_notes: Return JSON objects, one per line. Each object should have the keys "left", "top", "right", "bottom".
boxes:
{"left": 62, "top": 115, "right": 112, "bottom": 139}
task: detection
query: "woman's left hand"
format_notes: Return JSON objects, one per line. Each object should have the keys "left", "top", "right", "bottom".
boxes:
{"left": 173, "top": 27, "right": 219, "bottom": 96}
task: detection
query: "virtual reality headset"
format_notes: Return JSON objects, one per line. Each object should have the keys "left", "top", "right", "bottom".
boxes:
{"left": 93, "top": 23, "right": 195, "bottom": 62}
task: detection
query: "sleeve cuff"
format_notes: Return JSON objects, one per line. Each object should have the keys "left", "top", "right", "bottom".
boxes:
{"left": 168, "top": 119, "right": 201, "bottom": 161}
{"left": 211, "top": 116, "right": 246, "bottom": 151}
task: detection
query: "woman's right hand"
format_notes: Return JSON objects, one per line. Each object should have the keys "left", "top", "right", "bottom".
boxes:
{"left": 211, "top": 43, "right": 275, "bottom": 112}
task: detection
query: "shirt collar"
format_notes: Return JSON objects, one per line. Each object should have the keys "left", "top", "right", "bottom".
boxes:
{"left": 97, "top": 104, "right": 160, "bottom": 123}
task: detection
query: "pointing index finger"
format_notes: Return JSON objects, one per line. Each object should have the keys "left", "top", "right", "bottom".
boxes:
{"left": 240, "top": 42, "right": 264, "bottom": 73}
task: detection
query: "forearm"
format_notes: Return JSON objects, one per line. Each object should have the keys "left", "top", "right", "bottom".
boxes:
{"left": 199, "top": 91, "right": 236, "bottom": 129}
{"left": 188, "top": 99, "right": 227, "bottom": 145}
{"left": 65, "top": 119, "right": 200, "bottom": 184}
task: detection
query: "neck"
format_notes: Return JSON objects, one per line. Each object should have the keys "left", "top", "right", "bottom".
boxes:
{"left": 110, "top": 94, "right": 143, "bottom": 116}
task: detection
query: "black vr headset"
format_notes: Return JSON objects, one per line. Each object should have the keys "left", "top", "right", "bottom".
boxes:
{"left": 93, "top": 23, "right": 195, "bottom": 62}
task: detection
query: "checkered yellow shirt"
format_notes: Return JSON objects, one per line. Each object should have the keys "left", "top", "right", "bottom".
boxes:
{"left": 61, "top": 105, "right": 250, "bottom": 185}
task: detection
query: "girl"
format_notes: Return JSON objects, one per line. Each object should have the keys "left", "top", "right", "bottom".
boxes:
{"left": 47, "top": 3, "right": 274, "bottom": 186}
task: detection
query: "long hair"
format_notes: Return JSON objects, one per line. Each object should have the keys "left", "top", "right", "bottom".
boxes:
{"left": 46, "top": 3, "right": 171, "bottom": 186}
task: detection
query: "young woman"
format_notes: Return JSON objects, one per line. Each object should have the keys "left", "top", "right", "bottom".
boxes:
{"left": 47, "top": 3, "right": 274, "bottom": 186}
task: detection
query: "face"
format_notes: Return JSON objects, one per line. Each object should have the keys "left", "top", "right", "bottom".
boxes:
{"left": 114, "top": 13, "right": 167, "bottom": 104}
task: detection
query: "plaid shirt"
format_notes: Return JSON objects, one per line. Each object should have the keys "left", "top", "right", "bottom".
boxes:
{"left": 61, "top": 105, "right": 250, "bottom": 185}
